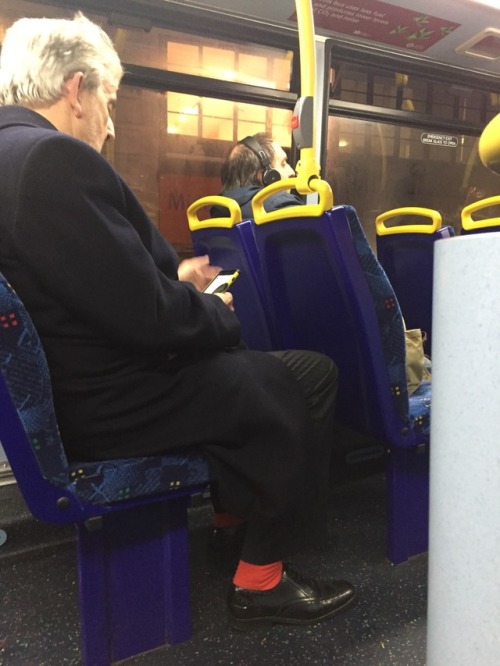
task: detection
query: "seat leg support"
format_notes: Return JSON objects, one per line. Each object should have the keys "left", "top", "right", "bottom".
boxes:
{"left": 76, "top": 496, "right": 192, "bottom": 666}
{"left": 385, "top": 446, "right": 430, "bottom": 564}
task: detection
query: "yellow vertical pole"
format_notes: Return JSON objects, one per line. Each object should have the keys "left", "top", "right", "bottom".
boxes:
{"left": 293, "top": 0, "right": 322, "bottom": 191}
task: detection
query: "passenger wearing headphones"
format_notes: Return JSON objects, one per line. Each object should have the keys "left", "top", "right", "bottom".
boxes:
{"left": 211, "top": 132, "right": 304, "bottom": 218}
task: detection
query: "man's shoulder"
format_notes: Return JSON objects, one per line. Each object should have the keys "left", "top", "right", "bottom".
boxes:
{"left": 211, "top": 186, "right": 261, "bottom": 219}
{"left": 0, "top": 106, "right": 56, "bottom": 135}
{"left": 0, "top": 107, "right": 95, "bottom": 155}
{"left": 0, "top": 108, "right": 107, "bottom": 171}
{"left": 211, "top": 186, "right": 303, "bottom": 219}
{"left": 265, "top": 190, "right": 304, "bottom": 211}
{"left": 224, "top": 186, "right": 261, "bottom": 206}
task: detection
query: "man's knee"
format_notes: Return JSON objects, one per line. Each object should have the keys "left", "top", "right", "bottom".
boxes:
{"left": 269, "top": 349, "right": 338, "bottom": 395}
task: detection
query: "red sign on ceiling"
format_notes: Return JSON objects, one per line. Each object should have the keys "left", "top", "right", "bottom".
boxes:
{"left": 290, "top": 0, "right": 460, "bottom": 52}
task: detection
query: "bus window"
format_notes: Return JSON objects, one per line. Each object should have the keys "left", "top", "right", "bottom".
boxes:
{"left": 325, "top": 116, "right": 500, "bottom": 248}
{"left": 106, "top": 85, "right": 292, "bottom": 257}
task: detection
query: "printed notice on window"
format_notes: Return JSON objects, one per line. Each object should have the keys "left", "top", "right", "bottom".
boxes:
{"left": 289, "top": 0, "right": 460, "bottom": 52}
{"left": 421, "top": 133, "right": 458, "bottom": 147}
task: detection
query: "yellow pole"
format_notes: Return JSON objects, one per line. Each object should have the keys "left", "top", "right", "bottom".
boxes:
{"left": 296, "top": 0, "right": 315, "bottom": 99}
{"left": 293, "top": 0, "right": 322, "bottom": 192}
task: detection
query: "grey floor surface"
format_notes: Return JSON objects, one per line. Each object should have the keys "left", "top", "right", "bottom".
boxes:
{"left": 0, "top": 470, "right": 427, "bottom": 665}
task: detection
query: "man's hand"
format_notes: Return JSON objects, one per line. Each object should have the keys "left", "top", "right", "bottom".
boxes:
{"left": 178, "top": 255, "right": 220, "bottom": 291}
{"left": 215, "top": 291, "right": 234, "bottom": 311}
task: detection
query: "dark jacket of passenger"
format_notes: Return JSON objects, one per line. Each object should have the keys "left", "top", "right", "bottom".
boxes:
{"left": 0, "top": 106, "right": 241, "bottom": 458}
{"left": 210, "top": 185, "right": 303, "bottom": 219}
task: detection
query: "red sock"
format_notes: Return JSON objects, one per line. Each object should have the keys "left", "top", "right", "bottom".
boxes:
{"left": 233, "top": 560, "right": 283, "bottom": 591}
{"left": 212, "top": 512, "right": 245, "bottom": 530}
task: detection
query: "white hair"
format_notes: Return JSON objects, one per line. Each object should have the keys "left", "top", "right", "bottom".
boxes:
{"left": 0, "top": 13, "right": 124, "bottom": 107}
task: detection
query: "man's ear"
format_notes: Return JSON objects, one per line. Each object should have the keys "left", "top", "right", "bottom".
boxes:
{"left": 65, "top": 72, "right": 85, "bottom": 118}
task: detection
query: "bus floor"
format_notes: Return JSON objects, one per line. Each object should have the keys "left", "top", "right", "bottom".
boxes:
{"left": 0, "top": 467, "right": 428, "bottom": 666}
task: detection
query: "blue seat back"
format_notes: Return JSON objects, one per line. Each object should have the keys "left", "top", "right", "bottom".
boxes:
{"left": 376, "top": 213, "right": 454, "bottom": 354}
{"left": 252, "top": 201, "right": 431, "bottom": 564}
{"left": 461, "top": 225, "right": 500, "bottom": 235}
{"left": 192, "top": 220, "right": 277, "bottom": 351}
{"left": 0, "top": 273, "right": 210, "bottom": 524}
{"left": 0, "top": 276, "right": 70, "bottom": 481}
{"left": 253, "top": 205, "right": 423, "bottom": 448}
{"left": 188, "top": 199, "right": 278, "bottom": 351}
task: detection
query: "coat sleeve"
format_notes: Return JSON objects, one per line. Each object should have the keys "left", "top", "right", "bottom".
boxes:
{"left": 12, "top": 133, "right": 241, "bottom": 352}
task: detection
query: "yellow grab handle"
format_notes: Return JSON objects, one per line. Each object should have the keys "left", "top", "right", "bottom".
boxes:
{"left": 376, "top": 207, "right": 442, "bottom": 235}
{"left": 187, "top": 196, "right": 242, "bottom": 231}
{"left": 461, "top": 195, "right": 500, "bottom": 231}
{"left": 252, "top": 178, "right": 333, "bottom": 225}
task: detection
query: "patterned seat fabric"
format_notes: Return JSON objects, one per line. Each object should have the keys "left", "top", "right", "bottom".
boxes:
{"left": 68, "top": 454, "right": 210, "bottom": 503}
{"left": 0, "top": 277, "right": 69, "bottom": 485}
{"left": 345, "top": 207, "right": 412, "bottom": 426}
{"left": 0, "top": 274, "right": 210, "bottom": 505}
{"left": 408, "top": 381, "right": 431, "bottom": 438}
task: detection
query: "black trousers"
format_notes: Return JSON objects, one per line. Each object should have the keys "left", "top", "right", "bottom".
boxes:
{"left": 200, "top": 348, "right": 338, "bottom": 564}
{"left": 74, "top": 346, "right": 338, "bottom": 565}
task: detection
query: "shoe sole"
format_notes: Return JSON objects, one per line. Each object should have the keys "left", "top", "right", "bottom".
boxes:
{"left": 227, "top": 591, "right": 357, "bottom": 631}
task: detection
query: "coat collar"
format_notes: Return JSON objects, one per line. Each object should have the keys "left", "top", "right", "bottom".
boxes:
{"left": 0, "top": 106, "right": 57, "bottom": 133}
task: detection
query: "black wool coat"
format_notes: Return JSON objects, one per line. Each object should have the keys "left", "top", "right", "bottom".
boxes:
{"left": 0, "top": 107, "right": 245, "bottom": 458}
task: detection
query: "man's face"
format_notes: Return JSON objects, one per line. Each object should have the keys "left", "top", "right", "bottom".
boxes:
{"left": 76, "top": 81, "right": 117, "bottom": 152}
{"left": 271, "top": 142, "right": 295, "bottom": 180}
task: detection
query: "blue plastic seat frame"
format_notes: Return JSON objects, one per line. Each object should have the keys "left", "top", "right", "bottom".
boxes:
{"left": 253, "top": 205, "right": 431, "bottom": 564}
{"left": 0, "top": 273, "right": 211, "bottom": 665}
{"left": 376, "top": 225, "right": 454, "bottom": 354}
{"left": 461, "top": 224, "right": 500, "bottom": 235}
{"left": 191, "top": 219, "right": 278, "bottom": 351}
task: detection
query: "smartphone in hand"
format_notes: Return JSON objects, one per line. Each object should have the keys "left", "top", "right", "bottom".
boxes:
{"left": 203, "top": 269, "right": 240, "bottom": 294}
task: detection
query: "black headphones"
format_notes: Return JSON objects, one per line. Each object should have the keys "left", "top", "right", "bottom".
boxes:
{"left": 240, "top": 136, "right": 281, "bottom": 186}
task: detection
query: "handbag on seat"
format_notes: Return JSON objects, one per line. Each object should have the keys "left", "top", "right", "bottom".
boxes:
{"left": 405, "top": 327, "right": 431, "bottom": 395}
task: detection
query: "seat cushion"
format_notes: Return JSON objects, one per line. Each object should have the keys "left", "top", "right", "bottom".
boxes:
{"left": 68, "top": 452, "right": 211, "bottom": 503}
{"left": 408, "top": 381, "right": 431, "bottom": 439}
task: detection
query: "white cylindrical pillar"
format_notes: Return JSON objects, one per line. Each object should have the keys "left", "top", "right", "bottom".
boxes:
{"left": 427, "top": 233, "right": 500, "bottom": 665}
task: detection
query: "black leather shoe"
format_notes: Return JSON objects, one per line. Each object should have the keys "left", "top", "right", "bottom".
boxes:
{"left": 227, "top": 566, "right": 356, "bottom": 629}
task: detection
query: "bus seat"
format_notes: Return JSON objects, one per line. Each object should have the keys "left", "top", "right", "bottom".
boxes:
{"left": 375, "top": 207, "right": 454, "bottom": 354}
{"left": 460, "top": 195, "right": 500, "bottom": 235}
{"left": 0, "top": 273, "right": 210, "bottom": 665}
{"left": 188, "top": 195, "right": 278, "bottom": 351}
{"left": 252, "top": 204, "right": 431, "bottom": 564}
